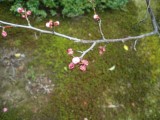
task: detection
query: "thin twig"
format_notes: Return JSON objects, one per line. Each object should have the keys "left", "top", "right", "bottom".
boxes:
{"left": 80, "top": 42, "right": 96, "bottom": 58}
{"left": 98, "top": 20, "right": 105, "bottom": 40}
{"left": 134, "top": 39, "right": 138, "bottom": 51}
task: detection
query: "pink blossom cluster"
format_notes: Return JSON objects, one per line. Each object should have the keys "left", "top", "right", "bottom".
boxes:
{"left": 46, "top": 20, "right": 60, "bottom": 28}
{"left": 99, "top": 46, "right": 106, "bottom": 55}
{"left": 2, "top": 107, "right": 8, "bottom": 112}
{"left": 93, "top": 14, "right": 100, "bottom": 21}
{"left": 1, "top": 30, "right": 7, "bottom": 37}
{"left": 17, "top": 7, "right": 31, "bottom": 18}
{"left": 67, "top": 48, "right": 89, "bottom": 72}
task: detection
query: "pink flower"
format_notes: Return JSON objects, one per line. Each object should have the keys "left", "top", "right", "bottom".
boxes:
{"left": 2, "top": 31, "right": 7, "bottom": 37}
{"left": 17, "top": 7, "right": 24, "bottom": 13}
{"left": 22, "top": 14, "right": 26, "bottom": 18}
{"left": 67, "top": 48, "right": 74, "bottom": 55}
{"left": 68, "top": 62, "right": 75, "bottom": 70}
{"left": 81, "top": 59, "right": 89, "bottom": 66}
{"left": 46, "top": 22, "right": 50, "bottom": 27}
{"left": 99, "top": 46, "right": 106, "bottom": 52}
{"left": 80, "top": 65, "right": 87, "bottom": 71}
{"left": 46, "top": 20, "right": 53, "bottom": 28}
{"left": 72, "top": 57, "right": 80, "bottom": 64}
{"left": 3, "top": 107, "right": 8, "bottom": 112}
{"left": 93, "top": 14, "right": 100, "bottom": 21}
{"left": 99, "top": 50, "right": 103, "bottom": 55}
{"left": 99, "top": 46, "right": 106, "bottom": 55}
{"left": 53, "top": 21, "right": 60, "bottom": 26}
{"left": 26, "top": 10, "right": 32, "bottom": 15}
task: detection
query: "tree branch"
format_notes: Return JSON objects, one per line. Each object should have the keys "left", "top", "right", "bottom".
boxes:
{"left": 146, "top": 0, "right": 159, "bottom": 33}
{"left": 0, "top": 20, "right": 158, "bottom": 44}
{"left": 80, "top": 42, "right": 96, "bottom": 58}
{"left": 0, "top": 0, "right": 159, "bottom": 61}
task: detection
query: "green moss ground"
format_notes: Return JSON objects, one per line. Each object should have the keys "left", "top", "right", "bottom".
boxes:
{"left": 0, "top": 1, "right": 160, "bottom": 120}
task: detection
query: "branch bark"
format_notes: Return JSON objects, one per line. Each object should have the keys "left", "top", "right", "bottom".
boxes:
{"left": 0, "top": 0, "right": 159, "bottom": 58}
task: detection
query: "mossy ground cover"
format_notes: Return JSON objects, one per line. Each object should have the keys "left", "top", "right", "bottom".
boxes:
{"left": 0, "top": 1, "right": 160, "bottom": 120}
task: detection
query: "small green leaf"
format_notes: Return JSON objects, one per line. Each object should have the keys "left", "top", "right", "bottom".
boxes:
{"left": 64, "top": 67, "right": 68, "bottom": 71}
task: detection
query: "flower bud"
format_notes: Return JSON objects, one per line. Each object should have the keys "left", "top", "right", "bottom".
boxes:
{"left": 1, "top": 31, "right": 7, "bottom": 37}
{"left": 17, "top": 7, "right": 24, "bottom": 13}
{"left": 72, "top": 57, "right": 80, "bottom": 64}
{"left": 3, "top": 107, "right": 8, "bottom": 112}
{"left": 67, "top": 48, "right": 74, "bottom": 55}
{"left": 22, "top": 14, "right": 26, "bottom": 18}
{"left": 81, "top": 59, "right": 89, "bottom": 66}
{"left": 46, "top": 20, "right": 53, "bottom": 28}
{"left": 99, "top": 46, "right": 106, "bottom": 55}
{"left": 93, "top": 14, "right": 100, "bottom": 21}
{"left": 53, "top": 21, "right": 60, "bottom": 26}
{"left": 26, "top": 10, "right": 32, "bottom": 16}
{"left": 80, "top": 65, "right": 87, "bottom": 71}
{"left": 68, "top": 62, "right": 75, "bottom": 70}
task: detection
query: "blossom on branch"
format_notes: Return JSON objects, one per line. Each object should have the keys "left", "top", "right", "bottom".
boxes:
{"left": 22, "top": 14, "right": 26, "bottom": 18}
{"left": 26, "top": 10, "right": 32, "bottom": 16}
{"left": 1, "top": 30, "right": 7, "bottom": 37}
{"left": 46, "top": 20, "right": 60, "bottom": 28}
{"left": 72, "top": 57, "right": 81, "bottom": 64}
{"left": 67, "top": 48, "right": 74, "bottom": 55}
{"left": 68, "top": 62, "right": 75, "bottom": 70}
{"left": 80, "top": 65, "right": 87, "bottom": 71}
{"left": 17, "top": 7, "right": 24, "bottom": 13}
{"left": 81, "top": 59, "right": 89, "bottom": 66}
{"left": 54, "top": 21, "right": 60, "bottom": 26}
{"left": 2, "top": 107, "right": 8, "bottom": 112}
{"left": 93, "top": 14, "right": 100, "bottom": 21}
{"left": 99, "top": 46, "right": 106, "bottom": 55}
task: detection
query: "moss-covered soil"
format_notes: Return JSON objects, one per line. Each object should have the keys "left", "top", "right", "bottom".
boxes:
{"left": 0, "top": 1, "right": 160, "bottom": 120}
